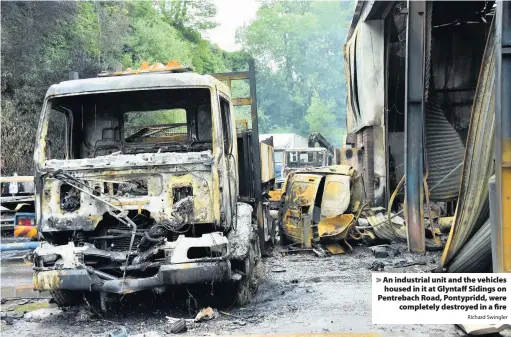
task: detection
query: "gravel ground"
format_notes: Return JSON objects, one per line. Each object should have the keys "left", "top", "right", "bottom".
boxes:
{"left": 1, "top": 243, "right": 464, "bottom": 337}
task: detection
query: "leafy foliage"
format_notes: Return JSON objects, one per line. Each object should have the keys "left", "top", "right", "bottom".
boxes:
{"left": 160, "top": 0, "right": 218, "bottom": 31}
{"left": 237, "top": 1, "right": 354, "bottom": 146}
{"left": 0, "top": 1, "right": 239, "bottom": 174}
{"left": 1, "top": 0, "right": 354, "bottom": 174}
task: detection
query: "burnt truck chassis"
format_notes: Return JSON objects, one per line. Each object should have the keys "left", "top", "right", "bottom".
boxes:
{"left": 29, "top": 61, "right": 273, "bottom": 304}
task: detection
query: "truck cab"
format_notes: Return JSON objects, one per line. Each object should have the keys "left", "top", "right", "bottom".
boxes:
{"left": 29, "top": 61, "right": 271, "bottom": 307}
{"left": 283, "top": 147, "right": 330, "bottom": 179}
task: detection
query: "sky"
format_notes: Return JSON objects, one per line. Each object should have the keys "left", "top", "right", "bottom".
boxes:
{"left": 203, "top": 0, "right": 261, "bottom": 52}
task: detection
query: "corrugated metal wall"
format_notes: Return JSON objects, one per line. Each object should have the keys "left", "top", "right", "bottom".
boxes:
{"left": 441, "top": 22, "right": 496, "bottom": 268}
{"left": 424, "top": 97, "right": 465, "bottom": 200}
{"left": 448, "top": 220, "right": 492, "bottom": 272}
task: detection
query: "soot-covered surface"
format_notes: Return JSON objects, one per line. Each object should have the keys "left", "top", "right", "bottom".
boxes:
{"left": 1, "top": 244, "right": 461, "bottom": 337}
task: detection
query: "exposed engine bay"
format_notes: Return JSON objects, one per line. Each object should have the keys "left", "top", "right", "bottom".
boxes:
{"left": 32, "top": 148, "right": 237, "bottom": 283}
{"left": 34, "top": 187, "right": 229, "bottom": 281}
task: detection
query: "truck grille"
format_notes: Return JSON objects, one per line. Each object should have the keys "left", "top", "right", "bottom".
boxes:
{"left": 92, "top": 213, "right": 151, "bottom": 252}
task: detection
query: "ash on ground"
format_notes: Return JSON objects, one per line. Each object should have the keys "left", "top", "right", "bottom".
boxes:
{"left": 1, "top": 244, "right": 460, "bottom": 337}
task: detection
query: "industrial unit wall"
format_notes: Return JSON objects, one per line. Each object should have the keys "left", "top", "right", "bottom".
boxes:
{"left": 344, "top": 11, "right": 386, "bottom": 207}
{"left": 344, "top": 1, "right": 491, "bottom": 208}
{"left": 344, "top": 1, "right": 498, "bottom": 261}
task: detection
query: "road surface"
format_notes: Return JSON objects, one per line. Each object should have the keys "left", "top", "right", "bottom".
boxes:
{"left": 1, "top": 248, "right": 49, "bottom": 299}
{"left": 0, "top": 244, "right": 462, "bottom": 337}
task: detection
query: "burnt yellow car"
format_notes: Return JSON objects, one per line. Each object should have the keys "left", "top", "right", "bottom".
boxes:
{"left": 278, "top": 165, "right": 366, "bottom": 248}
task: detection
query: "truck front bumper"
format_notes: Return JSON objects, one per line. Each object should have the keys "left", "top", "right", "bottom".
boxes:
{"left": 32, "top": 232, "right": 233, "bottom": 294}
{"left": 34, "top": 260, "right": 231, "bottom": 294}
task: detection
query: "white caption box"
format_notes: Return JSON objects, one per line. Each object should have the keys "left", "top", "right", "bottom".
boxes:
{"left": 372, "top": 273, "right": 511, "bottom": 325}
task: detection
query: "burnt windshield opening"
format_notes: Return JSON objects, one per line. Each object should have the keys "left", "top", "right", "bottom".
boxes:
{"left": 43, "top": 88, "right": 213, "bottom": 160}
{"left": 285, "top": 150, "right": 325, "bottom": 168}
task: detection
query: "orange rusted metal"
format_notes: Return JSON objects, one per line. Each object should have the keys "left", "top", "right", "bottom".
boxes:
{"left": 280, "top": 166, "right": 359, "bottom": 247}
{"left": 105, "top": 60, "right": 188, "bottom": 77}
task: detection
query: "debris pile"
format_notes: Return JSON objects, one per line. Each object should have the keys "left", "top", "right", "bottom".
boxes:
{"left": 279, "top": 202, "right": 452, "bottom": 259}
{"left": 355, "top": 203, "right": 452, "bottom": 250}
{"left": 105, "top": 326, "right": 128, "bottom": 337}
{"left": 0, "top": 298, "right": 59, "bottom": 326}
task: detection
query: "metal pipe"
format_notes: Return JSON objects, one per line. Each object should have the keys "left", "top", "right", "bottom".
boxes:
{"left": 387, "top": 176, "right": 404, "bottom": 237}
{"left": 86, "top": 267, "right": 119, "bottom": 281}
{"left": 248, "top": 59, "right": 266, "bottom": 252}
{"left": 0, "top": 242, "right": 40, "bottom": 251}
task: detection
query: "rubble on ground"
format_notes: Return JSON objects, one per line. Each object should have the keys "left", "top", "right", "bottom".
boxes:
{"left": 194, "top": 307, "right": 217, "bottom": 322}
{"left": 105, "top": 326, "right": 128, "bottom": 337}
{"left": 23, "top": 307, "right": 62, "bottom": 320}
{"left": 368, "top": 261, "right": 385, "bottom": 271}
{"left": 0, "top": 243, "right": 455, "bottom": 337}
{"left": 165, "top": 318, "right": 187, "bottom": 334}
{"left": 370, "top": 245, "right": 401, "bottom": 258}
{"left": 130, "top": 331, "right": 161, "bottom": 337}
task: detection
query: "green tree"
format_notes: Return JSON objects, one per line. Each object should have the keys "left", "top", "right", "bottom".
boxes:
{"left": 127, "top": 15, "right": 193, "bottom": 67}
{"left": 160, "top": 0, "right": 218, "bottom": 31}
{"left": 237, "top": 1, "right": 354, "bottom": 146}
{"left": 305, "top": 90, "right": 337, "bottom": 141}
{"left": 1, "top": 1, "right": 78, "bottom": 174}
{"left": 0, "top": 0, "right": 353, "bottom": 174}
{"left": 0, "top": 0, "right": 235, "bottom": 174}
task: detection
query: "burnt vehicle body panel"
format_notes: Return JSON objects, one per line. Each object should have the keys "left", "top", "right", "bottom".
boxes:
{"left": 278, "top": 165, "right": 365, "bottom": 247}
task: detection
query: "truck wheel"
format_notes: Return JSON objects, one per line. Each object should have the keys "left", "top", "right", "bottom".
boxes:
{"left": 49, "top": 290, "right": 83, "bottom": 307}
{"left": 270, "top": 219, "right": 281, "bottom": 246}
{"left": 235, "top": 240, "right": 261, "bottom": 306}
{"left": 98, "top": 291, "right": 120, "bottom": 313}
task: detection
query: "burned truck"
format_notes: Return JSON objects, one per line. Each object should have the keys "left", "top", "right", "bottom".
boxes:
{"left": 29, "top": 61, "right": 275, "bottom": 308}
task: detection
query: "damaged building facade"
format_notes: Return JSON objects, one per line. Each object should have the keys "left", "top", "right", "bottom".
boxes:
{"left": 344, "top": 1, "right": 510, "bottom": 272}
{"left": 29, "top": 61, "right": 275, "bottom": 308}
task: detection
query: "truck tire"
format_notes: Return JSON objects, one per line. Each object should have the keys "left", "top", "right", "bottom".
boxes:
{"left": 223, "top": 203, "right": 262, "bottom": 306}
{"left": 49, "top": 290, "right": 83, "bottom": 307}
{"left": 270, "top": 219, "right": 279, "bottom": 245}
{"left": 234, "top": 239, "right": 261, "bottom": 306}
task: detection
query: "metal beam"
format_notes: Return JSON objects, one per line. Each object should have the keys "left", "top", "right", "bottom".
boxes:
{"left": 210, "top": 72, "right": 249, "bottom": 82}
{"left": 232, "top": 97, "right": 252, "bottom": 106}
{"left": 494, "top": 1, "right": 511, "bottom": 272}
{"left": 249, "top": 58, "right": 262, "bottom": 203}
{"left": 248, "top": 59, "right": 266, "bottom": 252}
{"left": 0, "top": 176, "right": 34, "bottom": 183}
{"left": 404, "top": 0, "right": 426, "bottom": 253}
